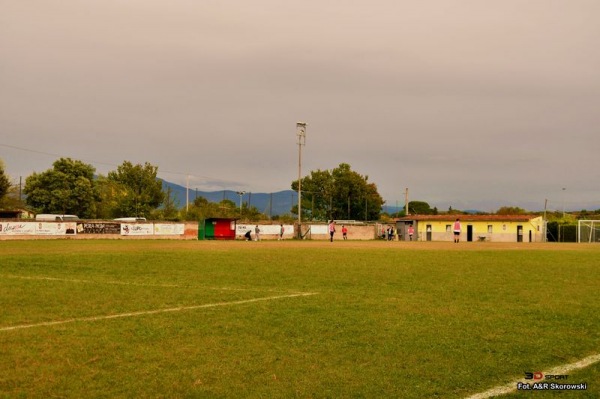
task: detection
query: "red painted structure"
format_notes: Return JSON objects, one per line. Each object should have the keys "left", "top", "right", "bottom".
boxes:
{"left": 199, "top": 218, "right": 237, "bottom": 240}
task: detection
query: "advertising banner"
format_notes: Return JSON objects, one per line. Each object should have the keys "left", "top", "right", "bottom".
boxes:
{"left": 34, "top": 222, "right": 76, "bottom": 235}
{"left": 0, "top": 222, "right": 36, "bottom": 235}
{"left": 121, "top": 223, "right": 154, "bottom": 236}
{"left": 154, "top": 224, "right": 185, "bottom": 235}
{"left": 76, "top": 222, "right": 121, "bottom": 234}
{"left": 310, "top": 224, "right": 329, "bottom": 235}
{"left": 236, "top": 224, "right": 294, "bottom": 236}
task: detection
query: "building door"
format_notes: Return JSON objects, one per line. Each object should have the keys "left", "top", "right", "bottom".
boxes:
{"left": 467, "top": 225, "right": 473, "bottom": 242}
{"left": 517, "top": 225, "right": 523, "bottom": 242}
{"left": 426, "top": 224, "right": 432, "bottom": 241}
{"left": 198, "top": 220, "right": 205, "bottom": 240}
{"left": 205, "top": 220, "right": 215, "bottom": 239}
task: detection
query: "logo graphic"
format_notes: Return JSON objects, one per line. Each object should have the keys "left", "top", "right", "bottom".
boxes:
{"left": 525, "top": 372, "right": 569, "bottom": 380}
{"left": 524, "top": 372, "right": 544, "bottom": 380}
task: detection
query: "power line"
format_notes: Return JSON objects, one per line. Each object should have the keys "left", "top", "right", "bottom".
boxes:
{"left": 0, "top": 142, "right": 243, "bottom": 187}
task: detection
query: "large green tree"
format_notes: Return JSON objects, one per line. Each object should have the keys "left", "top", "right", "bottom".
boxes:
{"left": 292, "top": 163, "right": 384, "bottom": 221}
{"left": 405, "top": 200, "right": 435, "bottom": 215}
{"left": 0, "top": 160, "right": 11, "bottom": 203}
{"left": 94, "top": 175, "right": 123, "bottom": 219}
{"left": 107, "top": 161, "right": 165, "bottom": 217}
{"left": 184, "top": 196, "right": 267, "bottom": 222}
{"left": 496, "top": 206, "right": 527, "bottom": 215}
{"left": 24, "top": 158, "right": 97, "bottom": 217}
{"left": 151, "top": 185, "right": 180, "bottom": 220}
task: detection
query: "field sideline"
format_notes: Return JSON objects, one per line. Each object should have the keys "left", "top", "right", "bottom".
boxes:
{"left": 1, "top": 240, "right": 599, "bottom": 398}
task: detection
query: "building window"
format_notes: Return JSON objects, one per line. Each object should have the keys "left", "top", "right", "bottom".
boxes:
{"left": 488, "top": 225, "right": 493, "bottom": 234}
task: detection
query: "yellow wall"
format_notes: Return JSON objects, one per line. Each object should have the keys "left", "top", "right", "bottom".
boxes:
{"left": 404, "top": 217, "right": 543, "bottom": 242}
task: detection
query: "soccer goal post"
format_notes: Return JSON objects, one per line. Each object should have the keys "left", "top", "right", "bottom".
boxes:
{"left": 577, "top": 220, "right": 600, "bottom": 243}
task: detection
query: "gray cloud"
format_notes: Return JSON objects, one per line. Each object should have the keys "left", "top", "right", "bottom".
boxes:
{"left": 2, "top": 0, "right": 599, "bottom": 212}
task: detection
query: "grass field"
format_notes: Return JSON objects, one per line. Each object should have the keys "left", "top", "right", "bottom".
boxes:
{"left": 1, "top": 240, "right": 599, "bottom": 398}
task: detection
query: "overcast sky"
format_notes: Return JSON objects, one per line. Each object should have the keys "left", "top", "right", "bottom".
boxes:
{"left": 2, "top": 1, "right": 599, "bottom": 212}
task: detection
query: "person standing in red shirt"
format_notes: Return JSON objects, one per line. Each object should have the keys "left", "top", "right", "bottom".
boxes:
{"left": 453, "top": 218, "right": 462, "bottom": 243}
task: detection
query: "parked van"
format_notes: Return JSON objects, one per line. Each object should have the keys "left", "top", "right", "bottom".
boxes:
{"left": 114, "top": 217, "right": 147, "bottom": 222}
{"left": 35, "top": 214, "right": 79, "bottom": 222}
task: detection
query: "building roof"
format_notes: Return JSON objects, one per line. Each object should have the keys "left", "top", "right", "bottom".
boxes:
{"left": 395, "top": 214, "right": 541, "bottom": 222}
{"left": 0, "top": 209, "right": 30, "bottom": 219}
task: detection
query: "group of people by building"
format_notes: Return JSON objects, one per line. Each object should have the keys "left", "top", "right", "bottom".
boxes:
{"left": 382, "top": 225, "right": 414, "bottom": 240}
{"left": 241, "top": 218, "right": 463, "bottom": 242}
{"left": 382, "top": 225, "right": 395, "bottom": 240}
{"left": 244, "top": 225, "right": 263, "bottom": 241}
{"left": 328, "top": 220, "right": 348, "bottom": 242}
{"left": 380, "top": 219, "right": 462, "bottom": 242}
{"left": 244, "top": 224, "right": 286, "bottom": 241}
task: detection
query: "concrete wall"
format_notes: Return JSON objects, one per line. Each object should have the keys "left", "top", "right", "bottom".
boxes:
{"left": 1, "top": 218, "right": 544, "bottom": 242}
{"left": 0, "top": 220, "right": 198, "bottom": 240}
{"left": 1, "top": 220, "right": 378, "bottom": 241}
{"left": 299, "top": 223, "right": 377, "bottom": 240}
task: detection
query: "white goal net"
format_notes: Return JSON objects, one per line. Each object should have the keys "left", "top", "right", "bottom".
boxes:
{"left": 578, "top": 220, "right": 600, "bottom": 243}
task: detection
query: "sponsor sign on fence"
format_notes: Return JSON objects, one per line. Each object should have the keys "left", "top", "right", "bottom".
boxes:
{"left": 0, "top": 222, "right": 36, "bottom": 235}
{"left": 121, "top": 223, "right": 155, "bottom": 236}
{"left": 1, "top": 221, "right": 186, "bottom": 237}
{"left": 154, "top": 224, "right": 185, "bottom": 235}
{"left": 236, "top": 224, "right": 294, "bottom": 236}
{"left": 310, "top": 225, "right": 329, "bottom": 235}
{"left": 35, "top": 222, "right": 77, "bottom": 235}
{"left": 77, "top": 222, "right": 121, "bottom": 234}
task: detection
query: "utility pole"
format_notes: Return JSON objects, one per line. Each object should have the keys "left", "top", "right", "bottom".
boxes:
{"left": 296, "top": 122, "right": 307, "bottom": 238}
{"left": 347, "top": 195, "right": 350, "bottom": 219}
{"left": 404, "top": 187, "right": 409, "bottom": 216}
{"left": 543, "top": 198, "right": 548, "bottom": 242}
{"left": 562, "top": 187, "right": 566, "bottom": 218}
{"left": 186, "top": 175, "right": 190, "bottom": 212}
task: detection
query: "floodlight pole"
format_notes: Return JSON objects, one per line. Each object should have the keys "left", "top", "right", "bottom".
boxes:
{"left": 236, "top": 191, "right": 246, "bottom": 217}
{"left": 562, "top": 187, "right": 566, "bottom": 218}
{"left": 296, "top": 122, "right": 307, "bottom": 239}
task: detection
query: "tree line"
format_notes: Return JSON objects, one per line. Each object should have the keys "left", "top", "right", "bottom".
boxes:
{"left": 0, "top": 158, "right": 387, "bottom": 221}
{"left": 2, "top": 157, "right": 598, "bottom": 222}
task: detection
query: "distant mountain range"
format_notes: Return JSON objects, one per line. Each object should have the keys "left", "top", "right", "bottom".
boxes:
{"left": 161, "top": 179, "right": 301, "bottom": 216}
{"left": 160, "top": 180, "right": 478, "bottom": 216}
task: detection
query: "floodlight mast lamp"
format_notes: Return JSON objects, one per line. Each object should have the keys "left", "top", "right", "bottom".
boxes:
{"left": 296, "top": 122, "right": 307, "bottom": 238}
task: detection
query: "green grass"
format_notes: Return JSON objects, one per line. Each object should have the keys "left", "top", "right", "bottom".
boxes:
{"left": 1, "top": 241, "right": 599, "bottom": 398}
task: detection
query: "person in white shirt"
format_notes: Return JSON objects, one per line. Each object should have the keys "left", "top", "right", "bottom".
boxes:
{"left": 328, "top": 220, "right": 336, "bottom": 242}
